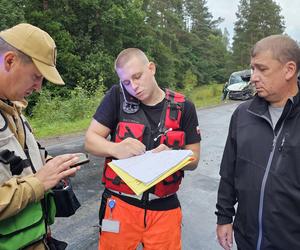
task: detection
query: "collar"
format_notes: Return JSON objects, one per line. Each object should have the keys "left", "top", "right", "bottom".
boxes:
{"left": 248, "top": 81, "right": 300, "bottom": 118}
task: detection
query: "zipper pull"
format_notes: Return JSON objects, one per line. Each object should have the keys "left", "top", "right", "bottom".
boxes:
{"left": 278, "top": 137, "right": 285, "bottom": 152}
{"left": 153, "top": 128, "right": 173, "bottom": 142}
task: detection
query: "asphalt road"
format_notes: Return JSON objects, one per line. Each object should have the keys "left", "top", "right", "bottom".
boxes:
{"left": 42, "top": 101, "right": 241, "bottom": 250}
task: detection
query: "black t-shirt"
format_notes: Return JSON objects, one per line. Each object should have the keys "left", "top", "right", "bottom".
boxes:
{"left": 93, "top": 85, "right": 201, "bottom": 145}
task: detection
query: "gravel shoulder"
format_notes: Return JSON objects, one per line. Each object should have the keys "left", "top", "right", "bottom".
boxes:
{"left": 38, "top": 131, "right": 86, "bottom": 147}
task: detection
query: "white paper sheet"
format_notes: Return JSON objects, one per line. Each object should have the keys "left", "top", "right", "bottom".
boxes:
{"left": 111, "top": 150, "right": 193, "bottom": 183}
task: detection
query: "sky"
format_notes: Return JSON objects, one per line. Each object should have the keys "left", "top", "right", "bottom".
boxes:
{"left": 206, "top": 0, "right": 300, "bottom": 45}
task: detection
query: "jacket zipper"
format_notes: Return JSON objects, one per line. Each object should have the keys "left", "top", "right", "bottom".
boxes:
{"left": 248, "top": 111, "right": 285, "bottom": 250}
{"left": 256, "top": 133, "right": 277, "bottom": 250}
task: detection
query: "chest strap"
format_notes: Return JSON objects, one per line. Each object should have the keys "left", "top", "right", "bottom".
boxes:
{"left": 0, "top": 149, "right": 31, "bottom": 175}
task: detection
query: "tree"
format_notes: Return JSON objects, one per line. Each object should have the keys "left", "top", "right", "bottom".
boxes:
{"left": 232, "top": 0, "right": 285, "bottom": 68}
{"left": 0, "top": 0, "right": 26, "bottom": 30}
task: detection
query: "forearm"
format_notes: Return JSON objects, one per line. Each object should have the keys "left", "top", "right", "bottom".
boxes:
{"left": 85, "top": 134, "right": 116, "bottom": 157}
{"left": 182, "top": 142, "right": 200, "bottom": 171}
{"left": 182, "top": 158, "right": 199, "bottom": 170}
{"left": 0, "top": 175, "right": 44, "bottom": 221}
{"left": 216, "top": 177, "right": 236, "bottom": 224}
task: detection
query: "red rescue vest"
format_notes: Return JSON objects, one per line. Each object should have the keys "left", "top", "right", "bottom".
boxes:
{"left": 102, "top": 87, "right": 186, "bottom": 197}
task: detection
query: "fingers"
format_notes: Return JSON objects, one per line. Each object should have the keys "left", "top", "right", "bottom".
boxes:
{"left": 216, "top": 224, "right": 233, "bottom": 250}
{"left": 58, "top": 165, "right": 80, "bottom": 179}
{"left": 152, "top": 144, "right": 170, "bottom": 153}
{"left": 218, "top": 236, "right": 231, "bottom": 250}
{"left": 227, "top": 229, "right": 233, "bottom": 249}
{"left": 36, "top": 154, "right": 81, "bottom": 191}
{"left": 116, "top": 138, "right": 146, "bottom": 158}
{"left": 49, "top": 154, "right": 79, "bottom": 169}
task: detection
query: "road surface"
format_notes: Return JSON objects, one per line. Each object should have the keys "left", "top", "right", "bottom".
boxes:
{"left": 41, "top": 101, "right": 241, "bottom": 250}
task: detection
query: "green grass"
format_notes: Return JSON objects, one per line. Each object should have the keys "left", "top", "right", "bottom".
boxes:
{"left": 30, "top": 118, "right": 91, "bottom": 139}
{"left": 30, "top": 83, "right": 224, "bottom": 139}
{"left": 188, "top": 83, "right": 223, "bottom": 107}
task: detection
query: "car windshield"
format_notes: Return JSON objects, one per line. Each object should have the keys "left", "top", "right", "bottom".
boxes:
{"left": 229, "top": 75, "right": 243, "bottom": 85}
{"left": 228, "top": 70, "right": 251, "bottom": 85}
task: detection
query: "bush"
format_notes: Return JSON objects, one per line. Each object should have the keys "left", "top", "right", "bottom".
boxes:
{"left": 30, "top": 84, "right": 105, "bottom": 127}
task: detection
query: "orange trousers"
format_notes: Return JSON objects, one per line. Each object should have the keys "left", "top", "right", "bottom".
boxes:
{"left": 98, "top": 195, "right": 182, "bottom": 250}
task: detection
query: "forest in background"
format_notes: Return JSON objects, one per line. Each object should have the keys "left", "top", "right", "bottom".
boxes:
{"left": 0, "top": 0, "right": 285, "bottom": 120}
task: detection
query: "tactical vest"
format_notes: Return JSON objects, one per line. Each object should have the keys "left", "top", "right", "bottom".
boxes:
{"left": 0, "top": 102, "right": 55, "bottom": 249}
{"left": 102, "top": 87, "right": 186, "bottom": 197}
{"left": 0, "top": 192, "right": 56, "bottom": 250}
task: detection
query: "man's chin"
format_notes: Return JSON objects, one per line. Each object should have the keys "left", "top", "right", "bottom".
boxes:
{"left": 256, "top": 91, "right": 266, "bottom": 98}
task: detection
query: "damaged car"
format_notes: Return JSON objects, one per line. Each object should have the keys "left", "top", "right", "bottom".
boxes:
{"left": 222, "top": 69, "right": 255, "bottom": 100}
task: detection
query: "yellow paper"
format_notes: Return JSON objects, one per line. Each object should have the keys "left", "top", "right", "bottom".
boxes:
{"left": 108, "top": 157, "right": 193, "bottom": 195}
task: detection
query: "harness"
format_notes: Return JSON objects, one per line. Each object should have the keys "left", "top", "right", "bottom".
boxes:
{"left": 0, "top": 101, "right": 55, "bottom": 249}
{"left": 0, "top": 149, "right": 32, "bottom": 175}
{"left": 101, "top": 87, "right": 186, "bottom": 198}
{"left": 0, "top": 192, "right": 56, "bottom": 250}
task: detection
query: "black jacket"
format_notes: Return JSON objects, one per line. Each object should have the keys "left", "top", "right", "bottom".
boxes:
{"left": 216, "top": 90, "right": 300, "bottom": 250}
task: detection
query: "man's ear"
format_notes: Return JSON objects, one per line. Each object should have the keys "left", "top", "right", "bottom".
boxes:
{"left": 148, "top": 61, "right": 156, "bottom": 75}
{"left": 284, "top": 61, "right": 297, "bottom": 81}
{"left": 3, "top": 51, "right": 17, "bottom": 71}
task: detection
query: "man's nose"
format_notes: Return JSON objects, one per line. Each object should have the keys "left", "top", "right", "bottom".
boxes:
{"left": 251, "top": 70, "right": 259, "bottom": 83}
{"left": 131, "top": 79, "right": 139, "bottom": 90}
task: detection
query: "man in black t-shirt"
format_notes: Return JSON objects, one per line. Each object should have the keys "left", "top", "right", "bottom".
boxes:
{"left": 85, "top": 48, "right": 201, "bottom": 250}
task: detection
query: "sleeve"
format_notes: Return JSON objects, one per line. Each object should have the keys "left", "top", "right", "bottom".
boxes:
{"left": 0, "top": 175, "right": 45, "bottom": 221}
{"left": 182, "top": 100, "right": 201, "bottom": 145}
{"left": 93, "top": 85, "right": 120, "bottom": 130}
{"left": 215, "top": 109, "right": 238, "bottom": 224}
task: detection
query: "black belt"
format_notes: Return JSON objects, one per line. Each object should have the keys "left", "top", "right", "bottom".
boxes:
{"left": 103, "top": 188, "right": 180, "bottom": 211}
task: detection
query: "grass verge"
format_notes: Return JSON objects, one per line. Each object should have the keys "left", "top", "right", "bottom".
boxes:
{"left": 30, "top": 83, "right": 224, "bottom": 139}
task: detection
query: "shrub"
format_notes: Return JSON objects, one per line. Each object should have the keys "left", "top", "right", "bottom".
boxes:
{"left": 30, "top": 84, "right": 105, "bottom": 127}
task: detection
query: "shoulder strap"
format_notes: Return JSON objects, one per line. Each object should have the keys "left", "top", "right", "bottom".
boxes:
{"left": 165, "top": 89, "right": 185, "bottom": 121}
{"left": 165, "top": 89, "right": 185, "bottom": 103}
{"left": 0, "top": 149, "right": 31, "bottom": 175}
{"left": 159, "top": 89, "right": 185, "bottom": 133}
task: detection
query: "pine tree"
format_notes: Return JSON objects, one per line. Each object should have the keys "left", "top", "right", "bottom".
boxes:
{"left": 232, "top": 0, "right": 285, "bottom": 68}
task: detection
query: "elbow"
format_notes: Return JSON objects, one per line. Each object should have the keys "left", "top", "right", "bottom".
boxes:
{"left": 84, "top": 136, "right": 93, "bottom": 153}
{"left": 183, "top": 158, "right": 200, "bottom": 171}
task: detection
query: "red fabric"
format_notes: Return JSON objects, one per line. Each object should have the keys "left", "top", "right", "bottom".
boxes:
{"left": 163, "top": 131, "right": 185, "bottom": 148}
{"left": 115, "top": 122, "right": 145, "bottom": 142}
{"left": 103, "top": 165, "right": 135, "bottom": 194}
{"left": 164, "top": 106, "right": 182, "bottom": 130}
{"left": 99, "top": 195, "right": 182, "bottom": 250}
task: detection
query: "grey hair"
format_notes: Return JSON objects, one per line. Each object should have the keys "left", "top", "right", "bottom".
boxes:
{"left": 251, "top": 34, "right": 300, "bottom": 71}
{"left": 0, "top": 37, "right": 32, "bottom": 63}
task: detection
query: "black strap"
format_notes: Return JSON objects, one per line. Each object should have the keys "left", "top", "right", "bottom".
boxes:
{"left": 0, "top": 149, "right": 31, "bottom": 175}
{"left": 99, "top": 190, "right": 112, "bottom": 232}
{"left": 103, "top": 188, "right": 180, "bottom": 211}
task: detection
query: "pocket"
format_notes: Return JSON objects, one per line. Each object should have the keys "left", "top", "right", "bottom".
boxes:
{"left": 0, "top": 202, "right": 44, "bottom": 235}
{"left": 52, "top": 182, "right": 81, "bottom": 217}
{"left": 115, "top": 122, "right": 145, "bottom": 142}
{"left": 0, "top": 202, "right": 46, "bottom": 250}
{"left": 164, "top": 104, "right": 182, "bottom": 130}
{"left": 164, "top": 131, "right": 185, "bottom": 149}
{"left": 273, "top": 144, "right": 300, "bottom": 183}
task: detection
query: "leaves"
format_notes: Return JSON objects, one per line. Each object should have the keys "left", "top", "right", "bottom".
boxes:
{"left": 0, "top": 0, "right": 286, "bottom": 118}
{"left": 232, "top": 0, "right": 285, "bottom": 68}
